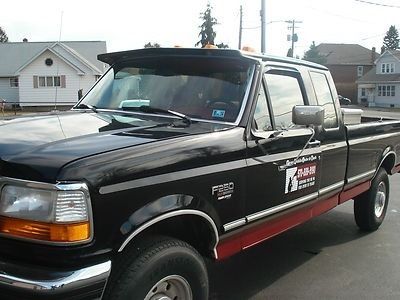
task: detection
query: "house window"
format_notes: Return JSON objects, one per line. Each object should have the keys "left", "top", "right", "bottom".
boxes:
{"left": 361, "top": 88, "right": 366, "bottom": 97}
{"left": 33, "top": 76, "right": 64, "bottom": 88}
{"left": 378, "top": 85, "right": 395, "bottom": 97}
{"left": 357, "top": 66, "right": 364, "bottom": 77}
{"left": 381, "top": 63, "right": 395, "bottom": 73}
{"left": 46, "top": 76, "right": 53, "bottom": 87}
{"left": 9, "top": 77, "right": 19, "bottom": 88}
{"left": 38, "top": 76, "right": 46, "bottom": 87}
{"left": 54, "top": 76, "right": 61, "bottom": 87}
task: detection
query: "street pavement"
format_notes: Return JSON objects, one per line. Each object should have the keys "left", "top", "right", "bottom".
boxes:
{"left": 208, "top": 174, "right": 400, "bottom": 299}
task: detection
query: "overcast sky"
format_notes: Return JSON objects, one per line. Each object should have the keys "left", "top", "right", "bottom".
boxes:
{"left": 1, "top": 0, "right": 400, "bottom": 57}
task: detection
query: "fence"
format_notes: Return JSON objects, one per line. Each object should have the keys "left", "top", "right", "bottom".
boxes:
{"left": 0, "top": 101, "right": 77, "bottom": 119}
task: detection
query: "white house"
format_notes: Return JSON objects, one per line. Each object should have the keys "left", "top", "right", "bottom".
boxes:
{"left": 0, "top": 41, "right": 107, "bottom": 107}
{"left": 357, "top": 50, "right": 400, "bottom": 107}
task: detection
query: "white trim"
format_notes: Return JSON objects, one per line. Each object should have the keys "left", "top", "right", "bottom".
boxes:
{"left": 319, "top": 181, "right": 344, "bottom": 195}
{"left": 56, "top": 43, "right": 102, "bottom": 74}
{"left": 374, "top": 150, "right": 396, "bottom": 177}
{"left": 117, "top": 209, "right": 219, "bottom": 259}
{"left": 246, "top": 192, "right": 319, "bottom": 222}
{"left": 223, "top": 218, "right": 246, "bottom": 231}
{"left": 347, "top": 169, "right": 375, "bottom": 184}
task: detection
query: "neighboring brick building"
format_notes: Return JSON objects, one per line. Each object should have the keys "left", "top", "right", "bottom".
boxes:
{"left": 316, "top": 43, "right": 378, "bottom": 103}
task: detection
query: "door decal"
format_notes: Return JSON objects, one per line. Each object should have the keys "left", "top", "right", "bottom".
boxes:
{"left": 281, "top": 155, "right": 319, "bottom": 194}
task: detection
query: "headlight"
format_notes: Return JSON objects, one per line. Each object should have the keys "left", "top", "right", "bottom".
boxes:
{"left": 0, "top": 181, "right": 92, "bottom": 244}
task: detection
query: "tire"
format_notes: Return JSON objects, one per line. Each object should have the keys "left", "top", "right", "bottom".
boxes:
{"left": 103, "top": 236, "right": 209, "bottom": 300}
{"left": 354, "top": 168, "right": 389, "bottom": 231}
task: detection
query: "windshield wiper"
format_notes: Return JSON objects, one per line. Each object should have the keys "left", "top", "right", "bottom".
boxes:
{"left": 122, "top": 105, "right": 192, "bottom": 125}
{"left": 74, "top": 103, "right": 98, "bottom": 113}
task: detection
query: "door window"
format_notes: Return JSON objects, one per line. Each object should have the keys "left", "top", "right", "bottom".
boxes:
{"left": 253, "top": 83, "right": 272, "bottom": 131}
{"left": 264, "top": 73, "right": 305, "bottom": 130}
{"left": 310, "top": 72, "right": 338, "bottom": 128}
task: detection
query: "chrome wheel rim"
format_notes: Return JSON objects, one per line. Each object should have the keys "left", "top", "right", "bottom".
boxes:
{"left": 374, "top": 181, "right": 386, "bottom": 218}
{"left": 144, "top": 275, "right": 193, "bottom": 300}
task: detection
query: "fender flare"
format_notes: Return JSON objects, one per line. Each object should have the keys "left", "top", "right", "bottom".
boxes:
{"left": 374, "top": 148, "right": 397, "bottom": 178}
{"left": 118, "top": 209, "right": 220, "bottom": 259}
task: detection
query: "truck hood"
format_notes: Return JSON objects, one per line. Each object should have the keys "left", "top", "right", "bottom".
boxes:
{"left": 0, "top": 111, "right": 225, "bottom": 182}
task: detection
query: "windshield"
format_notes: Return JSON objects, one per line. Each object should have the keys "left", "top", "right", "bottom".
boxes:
{"left": 80, "top": 56, "right": 254, "bottom": 123}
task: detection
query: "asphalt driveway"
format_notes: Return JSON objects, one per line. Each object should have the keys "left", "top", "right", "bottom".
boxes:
{"left": 209, "top": 174, "right": 400, "bottom": 299}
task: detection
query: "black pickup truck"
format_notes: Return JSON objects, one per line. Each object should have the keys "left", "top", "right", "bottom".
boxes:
{"left": 0, "top": 48, "right": 400, "bottom": 300}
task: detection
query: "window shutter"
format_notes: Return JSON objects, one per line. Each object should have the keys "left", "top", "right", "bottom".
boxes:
{"left": 61, "top": 75, "right": 66, "bottom": 88}
{"left": 33, "top": 76, "right": 38, "bottom": 88}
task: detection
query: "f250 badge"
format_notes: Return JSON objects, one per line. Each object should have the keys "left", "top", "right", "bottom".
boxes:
{"left": 212, "top": 182, "right": 234, "bottom": 200}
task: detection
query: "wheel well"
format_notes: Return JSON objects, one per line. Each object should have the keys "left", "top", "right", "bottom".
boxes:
{"left": 380, "top": 153, "right": 396, "bottom": 175}
{"left": 121, "top": 214, "right": 218, "bottom": 259}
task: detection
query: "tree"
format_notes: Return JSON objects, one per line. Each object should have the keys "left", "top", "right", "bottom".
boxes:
{"left": 144, "top": 42, "right": 160, "bottom": 48}
{"left": 286, "top": 48, "right": 293, "bottom": 58}
{"left": 303, "top": 41, "right": 327, "bottom": 65}
{"left": 196, "top": 3, "right": 218, "bottom": 47}
{"left": 0, "top": 27, "right": 9, "bottom": 42}
{"left": 383, "top": 25, "right": 399, "bottom": 50}
{"left": 216, "top": 42, "right": 229, "bottom": 49}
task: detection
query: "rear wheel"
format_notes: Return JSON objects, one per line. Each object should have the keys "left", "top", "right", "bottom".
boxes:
{"left": 104, "top": 236, "right": 209, "bottom": 300}
{"left": 354, "top": 168, "right": 389, "bottom": 231}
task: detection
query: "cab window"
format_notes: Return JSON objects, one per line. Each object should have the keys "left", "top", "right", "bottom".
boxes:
{"left": 264, "top": 72, "right": 305, "bottom": 130}
{"left": 253, "top": 83, "right": 272, "bottom": 131}
{"left": 310, "top": 71, "right": 338, "bottom": 128}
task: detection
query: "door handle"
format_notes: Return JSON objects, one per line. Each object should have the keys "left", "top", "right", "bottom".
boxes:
{"left": 308, "top": 140, "right": 321, "bottom": 148}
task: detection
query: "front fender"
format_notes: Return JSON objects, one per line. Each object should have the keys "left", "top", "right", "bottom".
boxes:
{"left": 117, "top": 194, "right": 221, "bottom": 253}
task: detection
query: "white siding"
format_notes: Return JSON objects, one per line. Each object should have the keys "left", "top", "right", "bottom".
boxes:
{"left": 0, "top": 77, "right": 19, "bottom": 102}
{"left": 79, "top": 74, "right": 98, "bottom": 97}
{"left": 376, "top": 53, "right": 400, "bottom": 74}
{"left": 19, "top": 50, "right": 97, "bottom": 106}
{"left": 374, "top": 83, "right": 400, "bottom": 107}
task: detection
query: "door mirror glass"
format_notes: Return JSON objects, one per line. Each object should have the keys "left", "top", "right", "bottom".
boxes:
{"left": 292, "top": 105, "right": 325, "bottom": 126}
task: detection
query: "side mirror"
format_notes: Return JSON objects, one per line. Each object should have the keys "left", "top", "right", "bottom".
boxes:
{"left": 292, "top": 105, "right": 325, "bottom": 127}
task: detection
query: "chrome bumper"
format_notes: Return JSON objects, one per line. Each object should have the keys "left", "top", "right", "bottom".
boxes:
{"left": 0, "top": 260, "right": 111, "bottom": 299}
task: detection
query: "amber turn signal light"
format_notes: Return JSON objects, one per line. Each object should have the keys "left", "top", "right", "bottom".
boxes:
{"left": 0, "top": 216, "right": 90, "bottom": 243}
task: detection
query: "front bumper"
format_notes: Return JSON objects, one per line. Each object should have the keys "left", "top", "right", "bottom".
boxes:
{"left": 0, "top": 259, "right": 111, "bottom": 300}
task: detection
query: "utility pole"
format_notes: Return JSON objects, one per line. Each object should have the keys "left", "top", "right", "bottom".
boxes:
{"left": 286, "top": 19, "right": 302, "bottom": 57}
{"left": 260, "top": 0, "right": 266, "bottom": 53}
{"left": 238, "top": 5, "right": 243, "bottom": 49}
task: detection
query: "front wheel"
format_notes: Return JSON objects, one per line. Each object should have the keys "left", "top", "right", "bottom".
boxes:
{"left": 354, "top": 168, "right": 389, "bottom": 231}
{"left": 104, "top": 236, "right": 209, "bottom": 300}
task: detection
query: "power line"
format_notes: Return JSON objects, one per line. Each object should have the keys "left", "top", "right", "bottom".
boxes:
{"left": 242, "top": 26, "right": 261, "bottom": 30}
{"left": 305, "top": 5, "right": 376, "bottom": 23}
{"left": 355, "top": 0, "right": 400, "bottom": 8}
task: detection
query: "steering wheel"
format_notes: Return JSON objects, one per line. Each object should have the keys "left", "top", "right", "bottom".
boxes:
{"left": 206, "top": 99, "right": 237, "bottom": 109}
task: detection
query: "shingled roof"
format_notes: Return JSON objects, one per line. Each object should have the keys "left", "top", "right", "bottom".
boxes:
{"left": 357, "top": 66, "right": 400, "bottom": 83}
{"left": 316, "top": 43, "right": 377, "bottom": 65}
{"left": 0, "top": 41, "right": 107, "bottom": 77}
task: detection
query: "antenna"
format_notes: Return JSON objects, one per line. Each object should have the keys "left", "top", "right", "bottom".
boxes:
{"left": 54, "top": 11, "right": 63, "bottom": 111}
